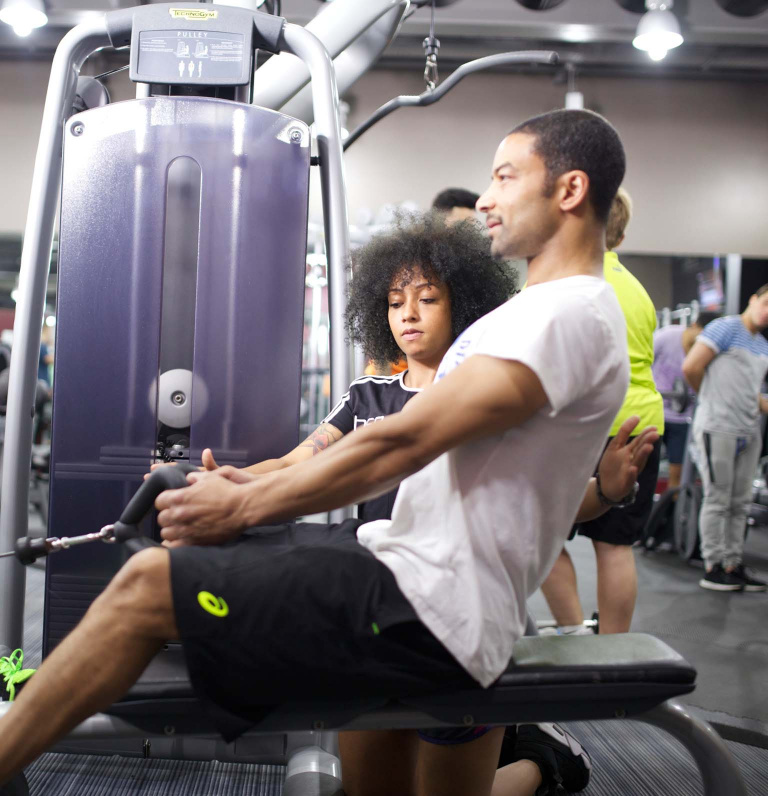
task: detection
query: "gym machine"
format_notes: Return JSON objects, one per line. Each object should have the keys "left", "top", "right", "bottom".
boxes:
{"left": 0, "top": 1, "right": 348, "bottom": 659}
{"left": 656, "top": 300, "right": 701, "bottom": 330}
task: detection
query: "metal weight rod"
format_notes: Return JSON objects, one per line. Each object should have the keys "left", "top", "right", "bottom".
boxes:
{"left": 0, "top": 463, "right": 198, "bottom": 565}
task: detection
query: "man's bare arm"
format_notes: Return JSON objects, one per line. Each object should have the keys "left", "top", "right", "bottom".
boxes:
{"left": 760, "top": 394, "right": 768, "bottom": 415}
{"left": 157, "top": 354, "right": 549, "bottom": 544}
{"left": 682, "top": 340, "right": 716, "bottom": 392}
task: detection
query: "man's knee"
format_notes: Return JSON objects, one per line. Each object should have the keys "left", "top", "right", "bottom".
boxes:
{"left": 111, "top": 547, "right": 170, "bottom": 595}
{"left": 592, "top": 540, "right": 634, "bottom": 563}
{"left": 96, "top": 547, "right": 176, "bottom": 636}
{"left": 700, "top": 492, "right": 731, "bottom": 518}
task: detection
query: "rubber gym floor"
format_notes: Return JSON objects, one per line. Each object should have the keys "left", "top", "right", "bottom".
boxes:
{"left": 19, "top": 512, "right": 768, "bottom": 795}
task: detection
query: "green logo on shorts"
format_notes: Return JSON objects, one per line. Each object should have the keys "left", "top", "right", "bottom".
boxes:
{"left": 198, "top": 591, "right": 229, "bottom": 617}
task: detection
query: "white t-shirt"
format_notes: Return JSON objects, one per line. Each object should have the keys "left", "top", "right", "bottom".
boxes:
{"left": 356, "top": 275, "right": 629, "bottom": 687}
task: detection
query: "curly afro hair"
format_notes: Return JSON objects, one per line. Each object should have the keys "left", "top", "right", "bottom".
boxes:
{"left": 345, "top": 212, "right": 518, "bottom": 367}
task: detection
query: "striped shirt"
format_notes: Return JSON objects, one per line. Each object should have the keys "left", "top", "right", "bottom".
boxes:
{"left": 694, "top": 316, "right": 768, "bottom": 436}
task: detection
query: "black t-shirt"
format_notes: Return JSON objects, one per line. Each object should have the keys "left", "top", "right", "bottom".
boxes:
{"left": 323, "top": 372, "right": 419, "bottom": 522}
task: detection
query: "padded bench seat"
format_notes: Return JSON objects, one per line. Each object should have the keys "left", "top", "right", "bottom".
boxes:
{"left": 106, "top": 632, "right": 696, "bottom": 737}
{"left": 0, "top": 631, "right": 745, "bottom": 796}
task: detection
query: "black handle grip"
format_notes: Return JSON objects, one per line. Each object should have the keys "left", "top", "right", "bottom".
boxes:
{"left": 113, "top": 463, "right": 199, "bottom": 543}
{"left": 14, "top": 536, "right": 51, "bottom": 566}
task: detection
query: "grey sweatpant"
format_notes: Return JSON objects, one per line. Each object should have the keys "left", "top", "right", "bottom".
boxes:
{"left": 692, "top": 427, "right": 762, "bottom": 569}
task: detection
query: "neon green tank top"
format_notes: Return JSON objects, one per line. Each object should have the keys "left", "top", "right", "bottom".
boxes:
{"left": 603, "top": 252, "right": 664, "bottom": 436}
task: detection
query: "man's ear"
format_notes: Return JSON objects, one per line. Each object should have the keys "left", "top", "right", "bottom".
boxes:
{"left": 557, "top": 170, "right": 590, "bottom": 214}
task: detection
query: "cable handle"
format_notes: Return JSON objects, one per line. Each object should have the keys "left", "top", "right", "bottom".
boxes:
{"left": 113, "top": 463, "right": 199, "bottom": 543}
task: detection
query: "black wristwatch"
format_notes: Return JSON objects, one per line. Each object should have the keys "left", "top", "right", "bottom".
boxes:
{"left": 595, "top": 472, "right": 639, "bottom": 508}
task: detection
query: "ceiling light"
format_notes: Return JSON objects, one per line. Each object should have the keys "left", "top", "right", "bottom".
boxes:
{"left": 0, "top": 0, "right": 47, "bottom": 37}
{"left": 559, "top": 25, "right": 595, "bottom": 44}
{"left": 632, "top": 1, "right": 683, "bottom": 62}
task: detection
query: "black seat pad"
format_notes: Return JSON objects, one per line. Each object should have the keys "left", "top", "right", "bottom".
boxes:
{"left": 106, "top": 633, "right": 695, "bottom": 736}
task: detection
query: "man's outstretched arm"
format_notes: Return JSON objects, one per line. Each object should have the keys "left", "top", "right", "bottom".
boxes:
{"left": 156, "top": 355, "right": 549, "bottom": 545}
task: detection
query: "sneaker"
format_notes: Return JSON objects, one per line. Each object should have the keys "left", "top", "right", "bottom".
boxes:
{"left": 506, "top": 723, "right": 592, "bottom": 795}
{"left": 557, "top": 624, "right": 595, "bottom": 637}
{"left": 0, "top": 649, "right": 35, "bottom": 702}
{"left": 728, "top": 564, "right": 768, "bottom": 593}
{"left": 0, "top": 772, "right": 29, "bottom": 796}
{"left": 699, "top": 563, "right": 744, "bottom": 592}
{"left": 536, "top": 624, "right": 594, "bottom": 637}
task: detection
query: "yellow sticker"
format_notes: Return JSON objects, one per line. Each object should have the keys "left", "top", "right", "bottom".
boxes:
{"left": 169, "top": 8, "right": 218, "bottom": 21}
{"left": 197, "top": 591, "right": 229, "bottom": 617}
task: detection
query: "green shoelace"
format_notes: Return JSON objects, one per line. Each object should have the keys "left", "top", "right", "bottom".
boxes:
{"left": 0, "top": 649, "right": 36, "bottom": 702}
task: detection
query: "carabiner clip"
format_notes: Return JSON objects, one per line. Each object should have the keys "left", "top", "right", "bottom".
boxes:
{"left": 424, "top": 54, "right": 439, "bottom": 91}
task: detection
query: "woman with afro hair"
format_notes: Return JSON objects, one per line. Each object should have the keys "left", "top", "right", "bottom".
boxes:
{"left": 198, "top": 211, "right": 517, "bottom": 521}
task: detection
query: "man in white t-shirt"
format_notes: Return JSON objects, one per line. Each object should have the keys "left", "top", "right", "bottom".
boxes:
{"left": 0, "top": 110, "right": 652, "bottom": 796}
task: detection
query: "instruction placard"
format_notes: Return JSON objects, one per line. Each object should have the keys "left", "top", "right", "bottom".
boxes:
{"left": 137, "top": 29, "right": 245, "bottom": 82}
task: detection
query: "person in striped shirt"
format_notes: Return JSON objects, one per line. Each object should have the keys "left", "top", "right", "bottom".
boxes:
{"left": 683, "top": 284, "right": 768, "bottom": 592}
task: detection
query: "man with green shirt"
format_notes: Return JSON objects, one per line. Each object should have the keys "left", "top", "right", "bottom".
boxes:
{"left": 541, "top": 188, "right": 663, "bottom": 634}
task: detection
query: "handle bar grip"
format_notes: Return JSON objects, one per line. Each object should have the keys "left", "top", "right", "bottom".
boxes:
{"left": 14, "top": 536, "right": 51, "bottom": 566}
{"left": 113, "top": 462, "right": 199, "bottom": 543}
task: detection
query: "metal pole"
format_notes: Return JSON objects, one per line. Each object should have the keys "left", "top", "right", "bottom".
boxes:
{"left": 725, "top": 254, "right": 742, "bottom": 316}
{"left": 251, "top": 0, "right": 406, "bottom": 120}
{"left": 638, "top": 700, "right": 748, "bottom": 796}
{"left": 343, "top": 50, "right": 559, "bottom": 151}
{"left": 280, "top": 25, "right": 351, "bottom": 523}
{"left": 280, "top": 25, "right": 350, "bottom": 412}
{"left": 0, "top": 19, "right": 111, "bottom": 650}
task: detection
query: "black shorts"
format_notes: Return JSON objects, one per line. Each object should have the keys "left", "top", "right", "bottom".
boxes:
{"left": 169, "top": 519, "right": 480, "bottom": 742}
{"left": 663, "top": 421, "right": 690, "bottom": 465}
{"left": 573, "top": 438, "right": 662, "bottom": 546}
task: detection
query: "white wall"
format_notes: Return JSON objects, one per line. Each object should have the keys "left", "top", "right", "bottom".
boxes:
{"left": 1, "top": 59, "right": 767, "bottom": 258}
{"left": 333, "top": 69, "right": 768, "bottom": 257}
{"left": 0, "top": 61, "right": 49, "bottom": 236}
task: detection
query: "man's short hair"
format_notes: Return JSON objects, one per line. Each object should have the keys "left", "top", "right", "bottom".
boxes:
{"left": 606, "top": 188, "right": 632, "bottom": 250}
{"left": 511, "top": 109, "right": 626, "bottom": 223}
{"left": 431, "top": 188, "right": 480, "bottom": 212}
{"left": 755, "top": 283, "right": 768, "bottom": 299}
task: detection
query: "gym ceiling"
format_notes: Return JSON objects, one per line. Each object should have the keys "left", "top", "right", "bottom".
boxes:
{"left": 1, "top": 0, "right": 768, "bottom": 81}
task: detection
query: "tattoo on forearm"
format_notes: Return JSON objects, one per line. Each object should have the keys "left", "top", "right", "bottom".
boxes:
{"left": 299, "top": 423, "right": 343, "bottom": 455}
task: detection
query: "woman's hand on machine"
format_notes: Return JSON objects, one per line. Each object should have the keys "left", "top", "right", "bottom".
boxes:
{"left": 155, "top": 470, "right": 257, "bottom": 547}
{"left": 597, "top": 416, "right": 659, "bottom": 502}
{"left": 144, "top": 448, "right": 220, "bottom": 480}
{"left": 145, "top": 461, "right": 205, "bottom": 479}
{"left": 201, "top": 448, "right": 219, "bottom": 470}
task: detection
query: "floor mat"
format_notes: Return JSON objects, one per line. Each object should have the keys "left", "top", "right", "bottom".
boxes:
{"left": 26, "top": 754, "right": 285, "bottom": 796}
